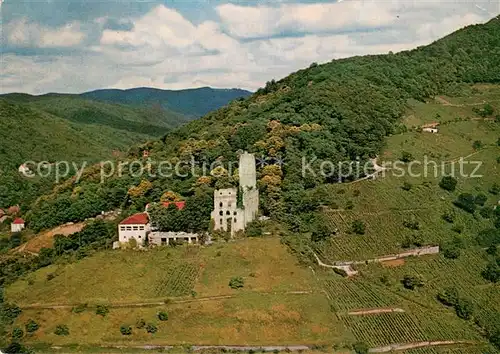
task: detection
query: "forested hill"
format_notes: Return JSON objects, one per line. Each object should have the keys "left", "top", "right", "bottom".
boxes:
{"left": 21, "top": 16, "right": 500, "bottom": 232}
{"left": 80, "top": 87, "right": 252, "bottom": 117}
{"left": 0, "top": 94, "right": 186, "bottom": 208}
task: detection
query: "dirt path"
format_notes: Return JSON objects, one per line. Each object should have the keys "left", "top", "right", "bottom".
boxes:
{"left": 14, "top": 222, "right": 85, "bottom": 255}
{"left": 20, "top": 291, "right": 312, "bottom": 310}
{"left": 435, "top": 96, "right": 490, "bottom": 107}
{"left": 347, "top": 307, "right": 405, "bottom": 316}
{"left": 369, "top": 340, "right": 477, "bottom": 353}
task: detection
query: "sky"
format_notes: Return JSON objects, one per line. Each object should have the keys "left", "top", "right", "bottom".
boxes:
{"left": 1, "top": 0, "right": 499, "bottom": 94}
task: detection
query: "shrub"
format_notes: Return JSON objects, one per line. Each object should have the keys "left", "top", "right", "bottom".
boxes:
{"left": 437, "top": 287, "right": 459, "bottom": 307}
{"left": 245, "top": 220, "right": 263, "bottom": 237}
{"left": 353, "top": 341, "right": 369, "bottom": 354}
{"left": 442, "top": 211, "right": 455, "bottom": 223}
{"left": 472, "top": 140, "right": 483, "bottom": 150}
{"left": 439, "top": 176, "right": 458, "bottom": 192}
{"left": 157, "top": 311, "right": 168, "bottom": 321}
{"left": 136, "top": 318, "right": 146, "bottom": 329}
{"left": 25, "top": 319, "right": 39, "bottom": 333}
{"left": 454, "top": 193, "right": 476, "bottom": 213}
{"left": 54, "top": 324, "right": 69, "bottom": 336}
{"left": 403, "top": 220, "right": 420, "bottom": 230}
{"left": 229, "top": 276, "right": 245, "bottom": 289}
{"left": 402, "top": 275, "right": 425, "bottom": 290}
{"left": 480, "top": 207, "right": 494, "bottom": 219}
{"left": 451, "top": 225, "right": 463, "bottom": 234}
{"left": 96, "top": 304, "right": 109, "bottom": 317}
{"left": 400, "top": 151, "right": 414, "bottom": 163}
{"left": 486, "top": 245, "right": 498, "bottom": 256}
{"left": 46, "top": 273, "right": 55, "bottom": 281}
{"left": 455, "top": 298, "right": 474, "bottom": 320}
{"left": 401, "top": 182, "right": 412, "bottom": 191}
{"left": 333, "top": 267, "right": 348, "bottom": 277}
{"left": 482, "top": 261, "right": 500, "bottom": 283}
{"left": 442, "top": 244, "right": 461, "bottom": 259}
{"left": 120, "top": 325, "right": 132, "bottom": 335}
{"left": 351, "top": 220, "right": 366, "bottom": 235}
{"left": 146, "top": 323, "right": 158, "bottom": 333}
{"left": 490, "top": 183, "right": 500, "bottom": 195}
{"left": 11, "top": 327, "right": 24, "bottom": 340}
{"left": 72, "top": 303, "right": 87, "bottom": 313}
{"left": 474, "top": 193, "right": 488, "bottom": 206}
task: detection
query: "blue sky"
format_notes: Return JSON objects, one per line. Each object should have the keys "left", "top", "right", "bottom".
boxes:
{"left": 1, "top": 0, "right": 499, "bottom": 94}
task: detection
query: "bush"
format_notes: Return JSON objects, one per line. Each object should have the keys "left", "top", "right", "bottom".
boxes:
{"left": 437, "top": 287, "right": 459, "bottom": 307}
{"left": 402, "top": 275, "right": 425, "bottom": 290}
{"left": 146, "top": 323, "right": 158, "bottom": 333}
{"left": 157, "top": 311, "right": 168, "bottom": 321}
{"left": 136, "top": 318, "right": 146, "bottom": 329}
{"left": 353, "top": 341, "right": 369, "bottom": 354}
{"left": 11, "top": 327, "right": 24, "bottom": 340}
{"left": 474, "top": 193, "right": 488, "bottom": 206}
{"left": 245, "top": 220, "right": 263, "bottom": 237}
{"left": 454, "top": 193, "right": 476, "bottom": 213}
{"left": 482, "top": 261, "right": 500, "bottom": 283}
{"left": 472, "top": 140, "right": 483, "bottom": 150}
{"left": 439, "top": 176, "right": 458, "bottom": 192}
{"left": 480, "top": 207, "right": 494, "bottom": 219}
{"left": 403, "top": 220, "right": 420, "bottom": 230}
{"left": 401, "top": 182, "right": 412, "bottom": 191}
{"left": 54, "top": 324, "right": 69, "bottom": 336}
{"left": 72, "top": 303, "right": 87, "bottom": 313}
{"left": 455, "top": 298, "right": 474, "bottom": 320}
{"left": 351, "top": 220, "right": 366, "bottom": 235}
{"left": 490, "top": 183, "right": 500, "bottom": 195}
{"left": 400, "top": 151, "right": 414, "bottom": 163}
{"left": 25, "top": 319, "right": 39, "bottom": 333}
{"left": 120, "top": 325, "right": 132, "bottom": 335}
{"left": 442, "top": 244, "right": 461, "bottom": 259}
{"left": 442, "top": 211, "right": 455, "bottom": 223}
{"left": 229, "top": 276, "right": 245, "bottom": 289}
{"left": 96, "top": 304, "right": 109, "bottom": 317}
{"left": 333, "top": 267, "right": 348, "bottom": 277}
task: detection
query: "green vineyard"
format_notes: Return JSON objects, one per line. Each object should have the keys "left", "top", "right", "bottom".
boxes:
{"left": 154, "top": 262, "right": 200, "bottom": 297}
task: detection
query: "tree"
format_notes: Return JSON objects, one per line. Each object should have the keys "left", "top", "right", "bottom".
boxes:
{"left": 400, "top": 151, "right": 414, "bottom": 163}
{"left": 472, "top": 140, "right": 483, "bottom": 150}
{"left": 443, "top": 245, "right": 461, "bottom": 259}
{"left": 489, "top": 183, "right": 500, "bottom": 195}
{"left": 474, "top": 193, "right": 488, "bottom": 206}
{"left": 136, "top": 318, "right": 146, "bottom": 329}
{"left": 229, "top": 276, "right": 245, "bottom": 289}
{"left": 353, "top": 341, "right": 369, "bottom": 354}
{"left": 25, "top": 319, "right": 39, "bottom": 333}
{"left": 401, "top": 182, "right": 412, "bottom": 191}
{"left": 96, "top": 304, "right": 109, "bottom": 317}
{"left": 157, "top": 311, "right": 168, "bottom": 321}
{"left": 455, "top": 298, "right": 474, "bottom": 320}
{"left": 146, "top": 323, "right": 158, "bottom": 333}
{"left": 482, "top": 261, "right": 500, "bottom": 283}
{"left": 351, "top": 220, "right": 366, "bottom": 235}
{"left": 454, "top": 193, "right": 476, "bottom": 213}
{"left": 437, "top": 287, "right": 459, "bottom": 307}
{"left": 402, "top": 275, "right": 424, "bottom": 290}
{"left": 11, "top": 327, "right": 24, "bottom": 340}
{"left": 54, "top": 324, "right": 69, "bottom": 336}
{"left": 442, "top": 211, "right": 455, "bottom": 223}
{"left": 439, "top": 176, "right": 458, "bottom": 192}
{"left": 120, "top": 325, "right": 132, "bottom": 335}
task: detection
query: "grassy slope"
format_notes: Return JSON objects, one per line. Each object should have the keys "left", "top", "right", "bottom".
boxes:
{"left": 7, "top": 238, "right": 347, "bottom": 347}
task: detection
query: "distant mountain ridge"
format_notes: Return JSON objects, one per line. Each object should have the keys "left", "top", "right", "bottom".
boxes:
{"left": 80, "top": 87, "right": 252, "bottom": 117}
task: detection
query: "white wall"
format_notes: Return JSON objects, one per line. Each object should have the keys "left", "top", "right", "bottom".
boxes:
{"left": 118, "top": 224, "right": 150, "bottom": 245}
{"left": 11, "top": 224, "right": 24, "bottom": 233}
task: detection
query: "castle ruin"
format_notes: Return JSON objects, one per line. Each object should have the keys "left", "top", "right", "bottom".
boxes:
{"left": 211, "top": 152, "right": 259, "bottom": 236}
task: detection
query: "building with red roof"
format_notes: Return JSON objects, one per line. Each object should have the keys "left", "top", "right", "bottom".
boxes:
{"left": 11, "top": 217, "right": 25, "bottom": 233}
{"left": 118, "top": 213, "right": 150, "bottom": 245}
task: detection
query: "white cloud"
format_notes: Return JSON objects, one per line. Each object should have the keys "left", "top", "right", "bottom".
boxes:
{"left": 6, "top": 18, "right": 85, "bottom": 48}
{"left": 1, "top": 1, "right": 495, "bottom": 94}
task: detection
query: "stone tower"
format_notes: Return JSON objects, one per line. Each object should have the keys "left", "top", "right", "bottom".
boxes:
{"left": 211, "top": 152, "right": 259, "bottom": 236}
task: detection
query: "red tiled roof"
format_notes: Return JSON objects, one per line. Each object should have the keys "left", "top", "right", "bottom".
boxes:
{"left": 12, "top": 218, "right": 25, "bottom": 225}
{"left": 145, "top": 201, "right": 185, "bottom": 211}
{"left": 119, "top": 213, "right": 149, "bottom": 225}
{"left": 162, "top": 201, "right": 186, "bottom": 210}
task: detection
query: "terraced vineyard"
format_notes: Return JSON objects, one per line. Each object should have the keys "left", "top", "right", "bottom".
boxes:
{"left": 154, "top": 262, "right": 200, "bottom": 297}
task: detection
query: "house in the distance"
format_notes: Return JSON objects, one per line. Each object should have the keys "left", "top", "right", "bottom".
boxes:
{"left": 11, "top": 218, "right": 25, "bottom": 233}
{"left": 118, "top": 213, "right": 150, "bottom": 245}
{"left": 421, "top": 122, "right": 439, "bottom": 133}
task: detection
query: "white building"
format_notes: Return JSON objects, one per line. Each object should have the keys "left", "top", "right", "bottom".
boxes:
{"left": 118, "top": 213, "right": 150, "bottom": 245}
{"left": 149, "top": 231, "right": 199, "bottom": 246}
{"left": 422, "top": 127, "right": 438, "bottom": 133}
{"left": 211, "top": 152, "right": 259, "bottom": 236}
{"left": 11, "top": 218, "right": 25, "bottom": 233}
